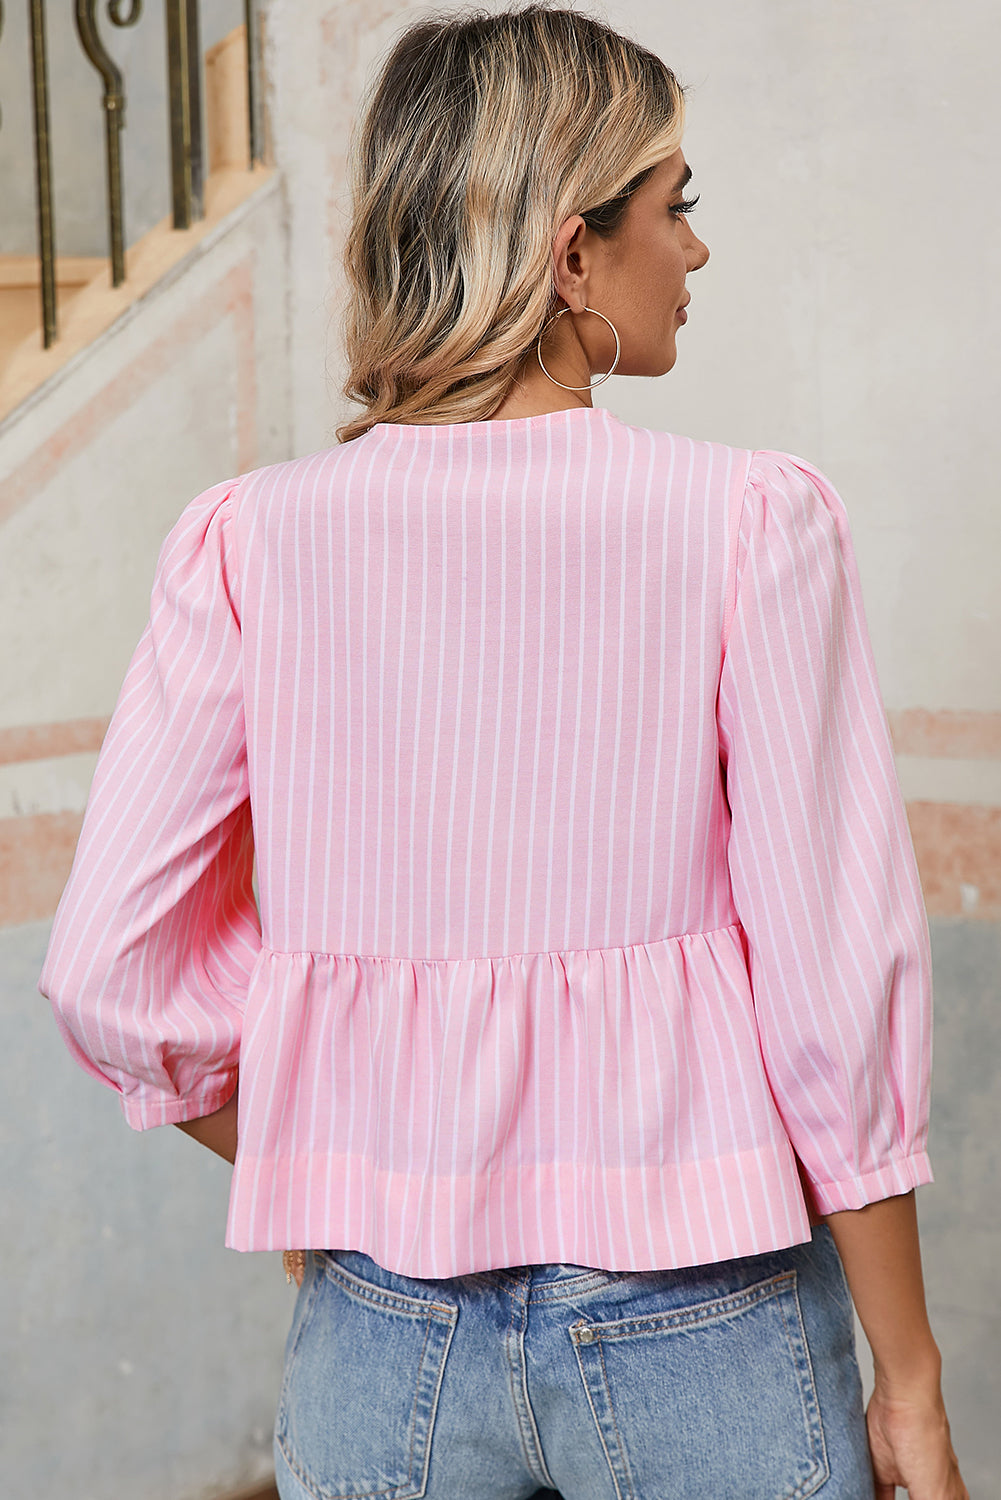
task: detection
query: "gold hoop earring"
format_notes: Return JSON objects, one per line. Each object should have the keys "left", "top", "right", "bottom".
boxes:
{"left": 536, "top": 306, "right": 621, "bottom": 391}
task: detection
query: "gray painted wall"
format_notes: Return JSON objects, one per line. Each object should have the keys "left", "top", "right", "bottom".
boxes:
{"left": 917, "top": 920, "right": 1001, "bottom": 1496}
{"left": 2, "top": 917, "right": 289, "bottom": 1500}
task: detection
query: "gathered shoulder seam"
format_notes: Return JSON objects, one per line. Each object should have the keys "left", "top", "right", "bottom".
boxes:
{"left": 720, "top": 448, "right": 756, "bottom": 661}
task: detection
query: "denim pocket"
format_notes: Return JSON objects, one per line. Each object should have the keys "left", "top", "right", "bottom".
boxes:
{"left": 275, "top": 1251, "right": 458, "bottom": 1500}
{"left": 569, "top": 1268, "right": 829, "bottom": 1500}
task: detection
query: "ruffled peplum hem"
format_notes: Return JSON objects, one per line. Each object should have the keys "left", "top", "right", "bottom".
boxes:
{"left": 225, "top": 924, "right": 818, "bottom": 1274}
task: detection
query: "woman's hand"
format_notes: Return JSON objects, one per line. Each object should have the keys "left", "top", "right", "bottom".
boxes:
{"left": 821, "top": 1194, "right": 969, "bottom": 1499}
{"left": 866, "top": 1376, "right": 968, "bottom": 1500}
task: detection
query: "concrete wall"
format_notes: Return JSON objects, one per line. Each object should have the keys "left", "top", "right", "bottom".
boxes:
{"left": 0, "top": 0, "right": 997, "bottom": 1496}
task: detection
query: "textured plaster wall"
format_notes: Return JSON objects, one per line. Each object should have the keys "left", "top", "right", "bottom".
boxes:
{"left": 1, "top": 916, "right": 291, "bottom": 1500}
{"left": 0, "top": 168, "right": 296, "bottom": 1497}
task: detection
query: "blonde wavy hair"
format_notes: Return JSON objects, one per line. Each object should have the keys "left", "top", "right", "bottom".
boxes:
{"left": 333, "top": 1, "right": 687, "bottom": 444}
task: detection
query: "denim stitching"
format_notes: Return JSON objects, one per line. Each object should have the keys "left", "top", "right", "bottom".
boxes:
{"left": 773, "top": 1273, "right": 830, "bottom": 1500}
{"left": 276, "top": 1255, "right": 454, "bottom": 1499}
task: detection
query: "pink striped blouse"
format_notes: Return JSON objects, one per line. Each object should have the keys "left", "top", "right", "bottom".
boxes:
{"left": 39, "top": 404, "right": 933, "bottom": 1277}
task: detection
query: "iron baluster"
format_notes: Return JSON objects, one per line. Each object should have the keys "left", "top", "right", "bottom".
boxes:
{"left": 28, "top": 0, "right": 58, "bottom": 345}
{"left": 74, "top": 0, "right": 143, "bottom": 288}
{"left": 165, "top": 0, "right": 204, "bottom": 229}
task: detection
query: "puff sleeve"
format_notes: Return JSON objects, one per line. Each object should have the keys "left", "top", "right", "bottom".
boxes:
{"left": 38, "top": 477, "right": 261, "bottom": 1129}
{"left": 717, "top": 450, "right": 933, "bottom": 1213}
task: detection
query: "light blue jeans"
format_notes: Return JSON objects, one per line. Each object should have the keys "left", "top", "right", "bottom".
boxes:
{"left": 273, "top": 1224, "right": 874, "bottom": 1499}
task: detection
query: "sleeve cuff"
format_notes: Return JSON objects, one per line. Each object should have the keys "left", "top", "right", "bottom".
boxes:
{"left": 119, "top": 1072, "right": 238, "bottom": 1131}
{"left": 809, "top": 1152, "right": 934, "bottom": 1214}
